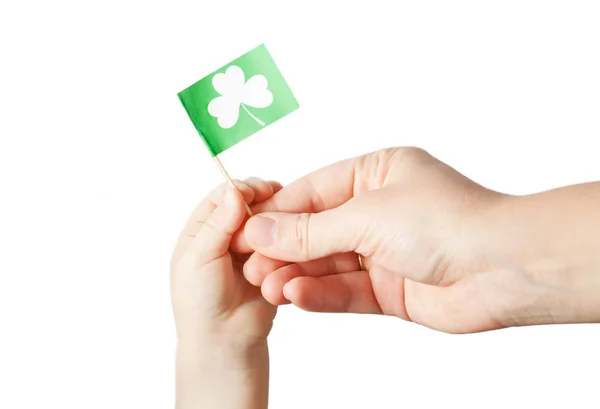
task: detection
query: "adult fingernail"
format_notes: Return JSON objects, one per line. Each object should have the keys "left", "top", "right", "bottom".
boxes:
{"left": 246, "top": 216, "right": 277, "bottom": 246}
{"left": 282, "top": 282, "right": 292, "bottom": 300}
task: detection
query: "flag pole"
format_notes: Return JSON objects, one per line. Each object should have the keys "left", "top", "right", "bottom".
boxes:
{"left": 213, "top": 155, "right": 254, "bottom": 217}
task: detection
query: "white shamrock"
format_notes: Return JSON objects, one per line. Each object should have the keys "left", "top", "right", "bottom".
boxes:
{"left": 207, "top": 65, "right": 273, "bottom": 129}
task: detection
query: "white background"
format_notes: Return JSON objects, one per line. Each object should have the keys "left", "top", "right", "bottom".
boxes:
{"left": 1, "top": 1, "right": 600, "bottom": 408}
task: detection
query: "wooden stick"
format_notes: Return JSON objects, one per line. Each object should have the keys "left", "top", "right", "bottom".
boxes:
{"left": 213, "top": 156, "right": 254, "bottom": 217}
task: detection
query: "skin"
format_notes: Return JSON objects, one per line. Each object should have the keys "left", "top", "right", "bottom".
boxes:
{"left": 171, "top": 147, "right": 600, "bottom": 407}
{"left": 171, "top": 178, "right": 282, "bottom": 409}
{"left": 235, "top": 147, "right": 600, "bottom": 333}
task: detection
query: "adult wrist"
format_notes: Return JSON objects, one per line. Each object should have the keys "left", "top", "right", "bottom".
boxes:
{"left": 482, "top": 194, "right": 600, "bottom": 327}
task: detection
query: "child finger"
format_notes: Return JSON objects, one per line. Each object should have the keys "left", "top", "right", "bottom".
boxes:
{"left": 242, "top": 177, "right": 273, "bottom": 204}
{"left": 183, "top": 188, "right": 247, "bottom": 266}
{"left": 267, "top": 180, "right": 284, "bottom": 194}
{"left": 186, "top": 181, "right": 254, "bottom": 230}
{"left": 174, "top": 181, "right": 253, "bottom": 251}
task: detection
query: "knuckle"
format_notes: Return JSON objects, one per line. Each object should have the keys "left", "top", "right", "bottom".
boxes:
{"left": 365, "top": 147, "right": 432, "bottom": 189}
{"left": 294, "top": 213, "right": 313, "bottom": 258}
{"left": 394, "top": 146, "right": 430, "bottom": 163}
{"left": 204, "top": 215, "right": 220, "bottom": 232}
{"left": 204, "top": 213, "right": 234, "bottom": 237}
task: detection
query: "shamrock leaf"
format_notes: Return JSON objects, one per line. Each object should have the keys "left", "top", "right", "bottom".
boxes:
{"left": 207, "top": 65, "right": 273, "bottom": 129}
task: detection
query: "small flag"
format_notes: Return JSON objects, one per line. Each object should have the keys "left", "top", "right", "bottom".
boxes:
{"left": 178, "top": 44, "right": 299, "bottom": 156}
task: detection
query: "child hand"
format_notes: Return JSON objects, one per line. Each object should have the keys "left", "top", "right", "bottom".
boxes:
{"left": 171, "top": 178, "right": 280, "bottom": 344}
{"left": 171, "top": 178, "right": 281, "bottom": 409}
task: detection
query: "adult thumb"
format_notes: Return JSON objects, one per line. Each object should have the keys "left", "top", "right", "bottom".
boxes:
{"left": 244, "top": 207, "right": 365, "bottom": 262}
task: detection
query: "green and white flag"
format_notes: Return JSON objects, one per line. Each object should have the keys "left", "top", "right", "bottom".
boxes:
{"left": 178, "top": 44, "right": 299, "bottom": 156}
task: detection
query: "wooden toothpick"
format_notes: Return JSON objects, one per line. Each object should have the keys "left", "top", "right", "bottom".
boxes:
{"left": 213, "top": 156, "right": 254, "bottom": 217}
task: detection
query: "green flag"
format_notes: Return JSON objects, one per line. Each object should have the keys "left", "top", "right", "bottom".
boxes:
{"left": 178, "top": 44, "right": 299, "bottom": 156}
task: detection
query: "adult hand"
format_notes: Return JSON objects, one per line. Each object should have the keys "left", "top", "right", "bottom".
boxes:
{"left": 234, "top": 148, "right": 600, "bottom": 333}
